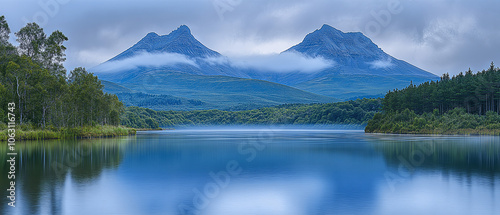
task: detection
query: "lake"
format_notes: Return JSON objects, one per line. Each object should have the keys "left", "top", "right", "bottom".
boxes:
{"left": 1, "top": 127, "right": 499, "bottom": 215}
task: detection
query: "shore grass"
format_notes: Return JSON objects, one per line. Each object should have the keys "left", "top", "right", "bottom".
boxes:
{"left": 0, "top": 125, "right": 136, "bottom": 141}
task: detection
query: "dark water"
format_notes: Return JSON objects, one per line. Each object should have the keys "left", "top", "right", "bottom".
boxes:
{"left": 1, "top": 127, "right": 499, "bottom": 215}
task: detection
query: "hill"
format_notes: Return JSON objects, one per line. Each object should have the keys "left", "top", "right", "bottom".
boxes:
{"left": 102, "top": 71, "right": 337, "bottom": 111}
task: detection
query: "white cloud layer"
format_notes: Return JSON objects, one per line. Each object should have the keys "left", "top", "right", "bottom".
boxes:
{"left": 96, "top": 51, "right": 335, "bottom": 74}
{"left": 94, "top": 52, "right": 198, "bottom": 73}
{"left": 368, "top": 58, "right": 395, "bottom": 69}
{"left": 222, "top": 52, "right": 335, "bottom": 73}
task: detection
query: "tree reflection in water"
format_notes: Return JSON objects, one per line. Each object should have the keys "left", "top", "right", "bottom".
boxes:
{"left": 0, "top": 137, "right": 129, "bottom": 214}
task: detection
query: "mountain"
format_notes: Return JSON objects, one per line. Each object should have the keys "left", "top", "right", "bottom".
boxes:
{"left": 109, "top": 25, "right": 220, "bottom": 61}
{"left": 284, "top": 24, "right": 435, "bottom": 77}
{"left": 223, "top": 25, "right": 438, "bottom": 99}
{"left": 101, "top": 70, "right": 337, "bottom": 111}
{"left": 93, "top": 24, "right": 439, "bottom": 109}
{"left": 279, "top": 25, "right": 439, "bottom": 99}
{"left": 101, "top": 80, "right": 135, "bottom": 94}
{"left": 101, "top": 81, "right": 213, "bottom": 110}
{"left": 94, "top": 25, "right": 246, "bottom": 83}
{"left": 94, "top": 25, "right": 337, "bottom": 110}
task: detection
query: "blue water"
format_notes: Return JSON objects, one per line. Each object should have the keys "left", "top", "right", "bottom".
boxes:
{"left": 1, "top": 127, "right": 499, "bottom": 215}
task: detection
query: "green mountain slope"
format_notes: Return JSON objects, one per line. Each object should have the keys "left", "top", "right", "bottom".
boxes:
{"left": 293, "top": 74, "right": 435, "bottom": 100}
{"left": 101, "top": 80, "right": 222, "bottom": 110}
{"left": 101, "top": 80, "right": 135, "bottom": 94}
{"left": 101, "top": 70, "right": 338, "bottom": 110}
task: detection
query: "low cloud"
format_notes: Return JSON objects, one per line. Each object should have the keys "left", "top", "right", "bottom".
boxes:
{"left": 216, "top": 52, "right": 335, "bottom": 73}
{"left": 93, "top": 52, "right": 198, "bottom": 73}
{"left": 203, "top": 56, "right": 231, "bottom": 66}
{"left": 93, "top": 51, "right": 333, "bottom": 74}
{"left": 92, "top": 50, "right": 334, "bottom": 74}
{"left": 368, "top": 58, "right": 395, "bottom": 69}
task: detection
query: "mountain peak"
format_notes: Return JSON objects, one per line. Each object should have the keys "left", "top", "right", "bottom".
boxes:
{"left": 145, "top": 32, "right": 159, "bottom": 38}
{"left": 283, "top": 24, "right": 436, "bottom": 79}
{"left": 168, "top": 25, "right": 192, "bottom": 39}
{"left": 108, "top": 25, "right": 220, "bottom": 61}
{"left": 175, "top": 25, "right": 191, "bottom": 34}
{"left": 319, "top": 24, "right": 341, "bottom": 33}
{"left": 285, "top": 24, "right": 384, "bottom": 60}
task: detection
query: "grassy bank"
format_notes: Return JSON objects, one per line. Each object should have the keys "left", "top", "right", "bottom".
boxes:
{"left": 365, "top": 108, "right": 500, "bottom": 135}
{"left": 0, "top": 125, "right": 136, "bottom": 141}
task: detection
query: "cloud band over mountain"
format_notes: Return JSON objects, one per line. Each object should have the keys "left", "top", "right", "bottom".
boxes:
{"left": 94, "top": 52, "right": 198, "bottom": 73}
{"left": 96, "top": 51, "right": 335, "bottom": 74}
{"left": 205, "top": 52, "right": 335, "bottom": 73}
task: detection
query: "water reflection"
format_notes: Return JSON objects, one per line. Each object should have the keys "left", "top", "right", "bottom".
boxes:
{"left": 1, "top": 130, "right": 499, "bottom": 215}
{"left": 367, "top": 135, "right": 500, "bottom": 215}
{"left": 0, "top": 137, "right": 128, "bottom": 215}
{"left": 369, "top": 135, "right": 500, "bottom": 177}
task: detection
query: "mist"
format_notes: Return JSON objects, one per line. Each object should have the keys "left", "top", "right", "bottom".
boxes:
{"left": 368, "top": 58, "right": 395, "bottom": 69}
{"left": 95, "top": 51, "right": 335, "bottom": 74}
{"left": 94, "top": 51, "right": 198, "bottom": 73}
{"left": 206, "top": 52, "right": 335, "bottom": 73}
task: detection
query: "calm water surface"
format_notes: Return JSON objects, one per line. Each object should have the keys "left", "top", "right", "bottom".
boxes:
{"left": 1, "top": 127, "right": 499, "bottom": 215}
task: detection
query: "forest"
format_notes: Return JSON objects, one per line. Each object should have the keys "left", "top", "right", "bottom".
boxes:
{"left": 120, "top": 98, "right": 382, "bottom": 128}
{"left": 382, "top": 63, "right": 500, "bottom": 115}
{"left": 366, "top": 64, "right": 500, "bottom": 134}
{"left": 0, "top": 16, "right": 131, "bottom": 139}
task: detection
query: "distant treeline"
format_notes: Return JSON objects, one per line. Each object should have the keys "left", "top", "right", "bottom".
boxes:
{"left": 121, "top": 98, "right": 382, "bottom": 129}
{"left": 365, "top": 108, "right": 500, "bottom": 135}
{"left": 0, "top": 16, "right": 123, "bottom": 129}
{"left": 115, "top": 92, "right": 210, "bottom": 111}
{"left": 366, "top": 64, "right": 500, "bottom": 134}
{"left": 383, "top": 62, "right": 500, "bottom": 115}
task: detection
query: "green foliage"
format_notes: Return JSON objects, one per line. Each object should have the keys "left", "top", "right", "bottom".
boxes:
{"left": 0, "top": 17, "right": 125, "bottom": 131}
{"left": 366, "top": 107, "right": 500, "bottom": 135}
{"left": 15, "top": 22, "right": 46, "bottom": 62}
{"left": 44, "top": 30, "right": 68, "bottom": 74}
{"left": 121, "top": 98, "right": 382, "bottom": 128}
{"left": 368, "top": 64, "right": 500, "bottom": 135}
{"left": 0, "top": 15, "right": 10, "bottom": 45}
{"left": 382, "top": 64, "right": 500, "bottom": 115}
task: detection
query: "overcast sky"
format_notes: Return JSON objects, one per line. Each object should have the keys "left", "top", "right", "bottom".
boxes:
{"left": 1, "top": 0, "right": 499, "bottom": 76}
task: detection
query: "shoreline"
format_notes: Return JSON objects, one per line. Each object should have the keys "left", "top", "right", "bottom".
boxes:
{"left": 365, "top": 129, "right": 500, "bottom": 136}
{"left": 0, "top": 125, "right": 137, "bottom": 141}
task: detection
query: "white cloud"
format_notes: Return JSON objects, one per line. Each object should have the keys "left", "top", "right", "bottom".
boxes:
{"left": 93, "top": 51, "right": 198, "bottom": 73}
{"left": 216, "top": 52, "right": 335, "bottom": 73}
{"left": 94, "top": 51, "right": 334, "bottom": 74}
{"left": 203, "top": 56, "right": 230, "bottom": 66}
{"left": 368, "top": 58, "right": 394, "bottom": 69}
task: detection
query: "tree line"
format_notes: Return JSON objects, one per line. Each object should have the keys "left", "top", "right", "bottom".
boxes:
{"left": 366, "top": 64, "right": 500, "bottom": 134}
{"left": 365, "top": 107, "right": 500, "bottom": 135}
{"left": 0, "top": 16, "right": 123, "bottom": 129}
{"left": 120, "top": 98, "right": 382, "bottom": 128}
{"left": 383, "top": 63, "right": 500, "bottom": 115}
